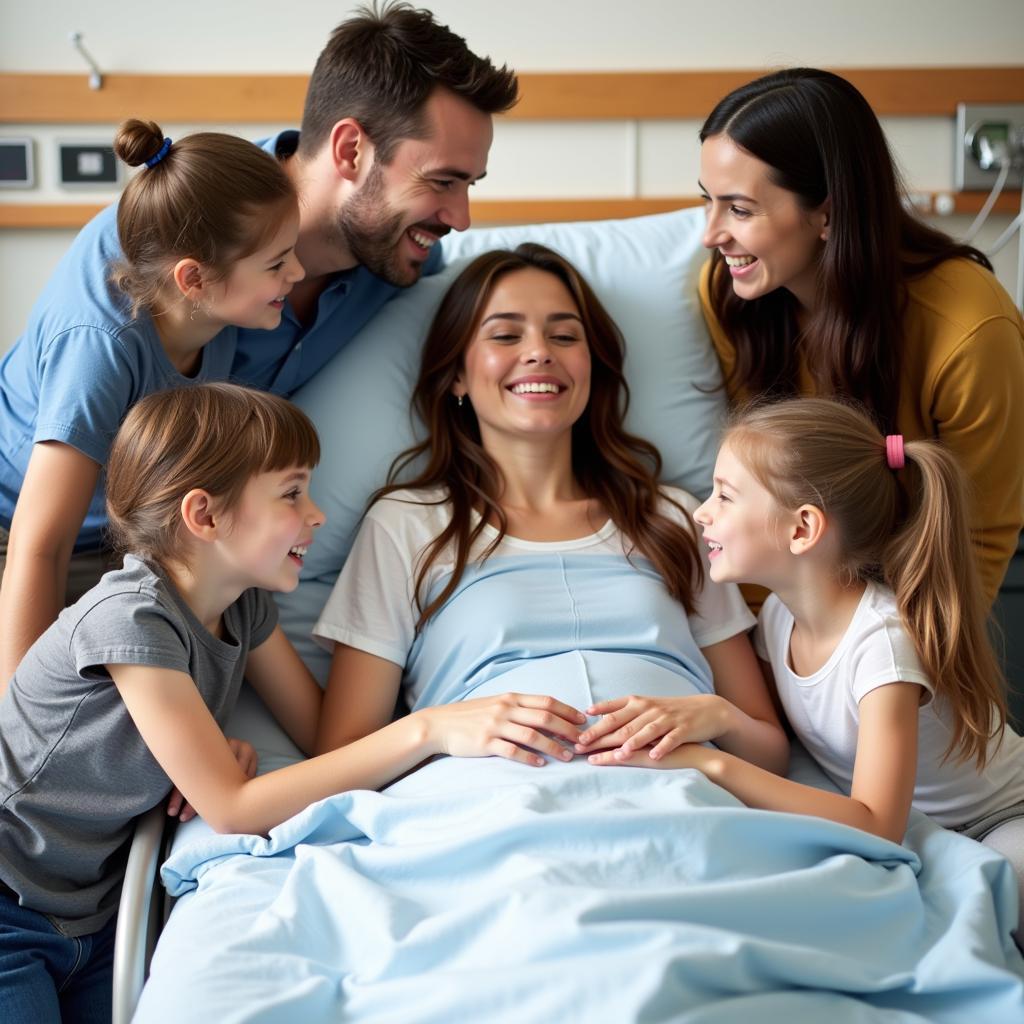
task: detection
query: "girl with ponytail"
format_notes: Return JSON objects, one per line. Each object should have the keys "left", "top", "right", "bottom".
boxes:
{"left": 697, "top": 69, "right": 1024, "bottom": 609}
{"left": 586, "top": 397, "right": 1024, "bottom": 935}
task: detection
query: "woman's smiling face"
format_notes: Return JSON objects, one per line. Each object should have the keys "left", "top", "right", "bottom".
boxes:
{"left": 700, "top": 134, "right": 829, "bottom": 312}
{"left": 453, "top": 267, "right": 591, "bottom": 450}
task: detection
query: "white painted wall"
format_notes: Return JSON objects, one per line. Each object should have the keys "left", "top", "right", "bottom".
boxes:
{"left": 5, "top": 0, "right": 1023, "bottom": 73}
{"left": 1, "top": 0, "right": 1022, "bottom": 347}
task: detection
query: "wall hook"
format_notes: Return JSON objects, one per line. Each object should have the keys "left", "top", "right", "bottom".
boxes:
{"left": 69, "top": 31, "right": 103, "bottom": 91}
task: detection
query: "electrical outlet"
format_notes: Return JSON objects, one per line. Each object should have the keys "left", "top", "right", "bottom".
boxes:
{"left": 955, "top": 103, "right": 1024, "bottom": 191}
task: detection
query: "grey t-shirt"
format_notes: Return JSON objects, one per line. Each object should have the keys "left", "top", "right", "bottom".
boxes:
{"left": 0, "top": 554, "right": 277, "bottom": 936}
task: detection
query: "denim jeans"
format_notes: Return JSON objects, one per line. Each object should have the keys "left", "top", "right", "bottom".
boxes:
{"left": 0, "top": 892, "right": 116, "bottom": 1023}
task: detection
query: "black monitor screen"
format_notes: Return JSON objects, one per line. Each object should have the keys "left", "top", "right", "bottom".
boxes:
{"left": 0, "top": 142, "right": 30, "bottom": 183}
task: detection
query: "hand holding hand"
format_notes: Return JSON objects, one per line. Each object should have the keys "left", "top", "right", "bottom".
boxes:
{"left": 574, "top": 694, "right": 731, "bottom": 761}
{"left": 167, "top": 737, "right": 259, "bottom": 821}
{"left": 423, "top": 692, "right": 586, "bottom": 767}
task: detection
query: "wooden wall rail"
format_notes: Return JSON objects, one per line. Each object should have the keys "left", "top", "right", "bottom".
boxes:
{"left": 3, "top": 67, "right": 1024, "bottom": 123}
{"left": 3, "top": 67, "right": 1023, "bottom": 228}
{"left": 2, "top": 192, "right": 1019, "bottom": 231}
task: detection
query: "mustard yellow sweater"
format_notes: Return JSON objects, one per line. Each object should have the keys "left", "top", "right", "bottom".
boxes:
{"left": 699, "top": 256, "right": 1024, "bottom": 607}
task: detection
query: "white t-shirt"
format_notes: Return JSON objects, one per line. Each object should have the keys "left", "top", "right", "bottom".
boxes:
{"left": 315, "top": 486, "right": 755, "bottom": 712}
{"left": 755, "top": 582, "right": 1024, "bottom": 827}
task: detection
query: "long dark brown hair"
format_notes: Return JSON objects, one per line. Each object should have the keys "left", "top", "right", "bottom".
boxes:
{"left": 375, "top": 243, "right": 704, "bottom": 627}
{"left": 701, "top": 68, "right": 991, "bottom": 431}
{"left": 726, "top": 398, "right": 1006, "bottom": 768}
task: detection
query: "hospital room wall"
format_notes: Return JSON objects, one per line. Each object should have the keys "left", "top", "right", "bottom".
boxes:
{"left": 1, "top": 0, "right": 1022, "bottom": 350}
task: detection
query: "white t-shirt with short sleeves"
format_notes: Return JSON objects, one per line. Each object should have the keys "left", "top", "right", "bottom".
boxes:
{"left": 755, "top": 582, "right": 1024, "bottom": 827}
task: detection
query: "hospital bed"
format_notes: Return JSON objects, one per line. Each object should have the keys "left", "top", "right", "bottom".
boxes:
{"left": 113, "top": 208, "right": 1024, "bottom": 1023}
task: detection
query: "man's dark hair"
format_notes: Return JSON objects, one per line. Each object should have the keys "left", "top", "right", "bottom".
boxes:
{"left": 298, "top": 2, "right": 518, "bottom": 162}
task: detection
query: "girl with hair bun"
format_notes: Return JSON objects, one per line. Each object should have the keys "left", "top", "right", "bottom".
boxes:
{"left": 0, "top": 119, "right": 304, "bottom": 683}
{"left": 589, "top": 396, "right": 1024, "bottom": 942}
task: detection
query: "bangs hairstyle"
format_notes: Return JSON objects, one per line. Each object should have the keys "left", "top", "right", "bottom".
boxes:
{"left": 375, "top": 242, "right": 704, "bottom": 628}
{"left": 106, "top": 383, "right": 320, "bottom": 565}
{"left": 700, "top": 68, "right": 990, "bottom": 431}
{"left": 298, "top": 1, "right": 518, "bottom": 162}
{"left": 724, "top": 397, "right": 1006, "bottom": 769}
{"left": 112, "top": 119, "right": 297, "bottom": 317}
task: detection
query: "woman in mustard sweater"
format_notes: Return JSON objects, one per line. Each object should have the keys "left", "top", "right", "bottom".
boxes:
{"left": 697, "top": 67, "right": 1024, "bottom": 606}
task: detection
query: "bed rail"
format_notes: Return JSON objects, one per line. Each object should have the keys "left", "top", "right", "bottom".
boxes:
{"left": 112, "top": 804, "right": 174, "bottom": 1024}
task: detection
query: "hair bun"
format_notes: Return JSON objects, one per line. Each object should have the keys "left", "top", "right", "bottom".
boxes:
{"left": 114, "top": 119, "right": 167, "bottom": 168}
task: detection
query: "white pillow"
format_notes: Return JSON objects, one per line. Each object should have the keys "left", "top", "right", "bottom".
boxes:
{"left": 277, "top": 207, "right": 723, "bottom": 682}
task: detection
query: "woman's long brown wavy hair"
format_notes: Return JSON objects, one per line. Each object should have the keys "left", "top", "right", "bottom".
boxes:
{"left": 726, "top": 397, "right": 1006, "bottom": 769}
{"left": 701, "top": 68, "right": 992, "bottom": 432}
{"left": 373, "top": 243, "right": 704, "bottom": 628}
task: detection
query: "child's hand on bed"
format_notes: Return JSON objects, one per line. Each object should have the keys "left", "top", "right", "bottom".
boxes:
{"left": 574, "top": 695, "right": 731, "bottom": 761}
{"left": 166, "top": 737, "right": 259, "bottom": 822}
{"left": 422, "top": 693, "right": 586, "bottom": 766}
{"left": 586, "top": 741, "right": 712, "bottom": 771}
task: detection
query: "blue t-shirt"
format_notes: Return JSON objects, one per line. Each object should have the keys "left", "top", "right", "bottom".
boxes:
{"left": 0, "top": 130, "right": 442, "bottom": 550}
{"left": 0, "top": 205, "right": 237, "bottom": 549}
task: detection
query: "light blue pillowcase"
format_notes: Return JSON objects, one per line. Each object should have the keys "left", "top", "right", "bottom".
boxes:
{"left": 277, "top": 207, "right": 723, "bottom": 682}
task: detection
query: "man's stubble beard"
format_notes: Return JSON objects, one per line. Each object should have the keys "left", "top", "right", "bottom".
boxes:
{"left": 333, "top": 162, "right": 422, "bottom": 288}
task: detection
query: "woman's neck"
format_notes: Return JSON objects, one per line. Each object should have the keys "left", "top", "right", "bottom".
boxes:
{"left": 150, "top": 297, "right": 222, "bottom": 377}
{"left": 484, "top": 434, "right": 603, "bottom": 541}
{"left": 790, "top": 288, "right": 817, "bottom": 332}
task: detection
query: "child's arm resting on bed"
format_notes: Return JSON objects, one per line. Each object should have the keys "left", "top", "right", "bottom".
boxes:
{"left": 590, "top": 680, "right": 921, "bottom": 844}
{"left": 315, "top": 643, "right": 585, "bottom": 762}
{"left": 109, "top": 659, "right": 445, "bottom": 836}
{"left": 165, "top": 626, "right": 321, "bottom": 822}
{"left": 576, "top": 631, "right": 789, "bottom": 775}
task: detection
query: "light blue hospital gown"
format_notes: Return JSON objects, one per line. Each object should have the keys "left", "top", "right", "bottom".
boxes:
{"left": 314, "top": 486, "right": 754, "bottom": 711}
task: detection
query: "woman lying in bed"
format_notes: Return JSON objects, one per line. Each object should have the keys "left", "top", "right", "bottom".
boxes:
{"left": 312, "top": 243, "right": 788, "bottom": 774}
{"left": 141, "top": 244, "right": 1019, "bottom": 1024}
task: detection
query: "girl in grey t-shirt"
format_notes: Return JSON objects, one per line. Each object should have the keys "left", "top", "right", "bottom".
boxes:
{"left": 0, "top": 384, "right": 320, "bottom": 1020}
{"left": 0, "top": 382, "right": 590, "bottom": 1022}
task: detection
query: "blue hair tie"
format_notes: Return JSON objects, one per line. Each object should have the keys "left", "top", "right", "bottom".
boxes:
{"left": 145, "top": 137, "right": 172, "bottom": 168}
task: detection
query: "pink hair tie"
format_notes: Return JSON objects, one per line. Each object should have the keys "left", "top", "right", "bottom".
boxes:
{"left": 885, "top": 434, "right": 905, "bottom": 470}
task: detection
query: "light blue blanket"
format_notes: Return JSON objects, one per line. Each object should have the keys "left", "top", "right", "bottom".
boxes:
{"left": 137, "top": 748, "right": 1024, "bottom": 1023}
